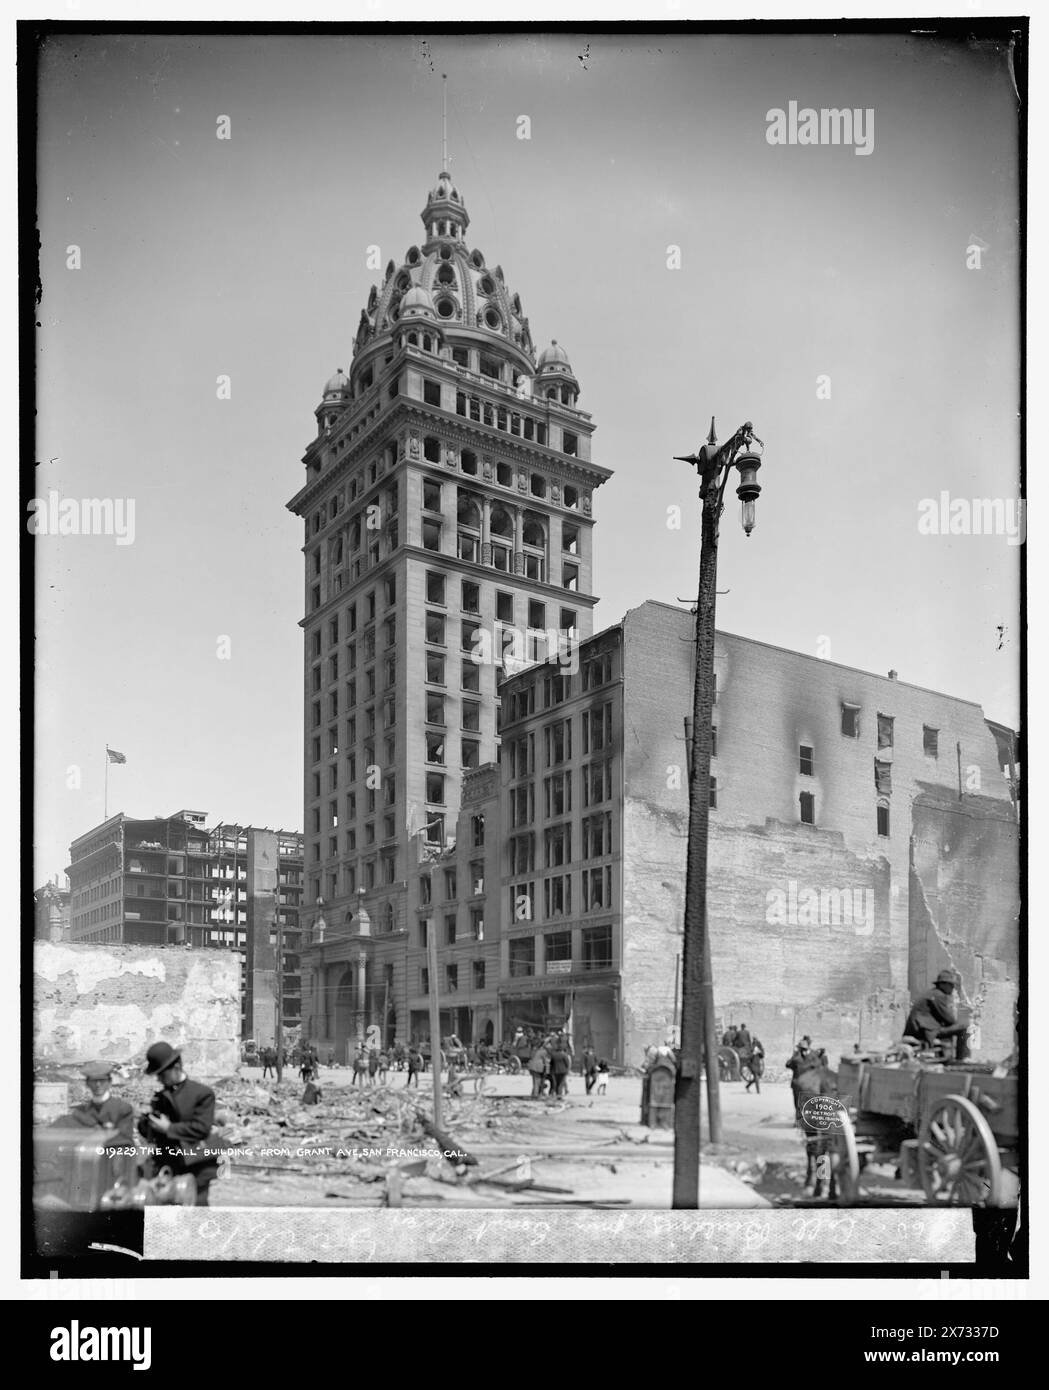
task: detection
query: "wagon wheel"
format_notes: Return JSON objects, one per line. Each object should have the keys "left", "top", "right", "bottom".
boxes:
{"left": 918, "top": 1094, "right": 1003, "bottom": 1207}
{"left": 828, "top": 1110, "right": 860, "bottom": 1205}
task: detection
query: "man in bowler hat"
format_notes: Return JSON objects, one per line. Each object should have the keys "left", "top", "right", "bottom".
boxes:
{"left": 137, "top": 1041, "right": 219, "bottom": 1206}
{"left": 55, "top": 1061, "right": 136, "bottom": 1141}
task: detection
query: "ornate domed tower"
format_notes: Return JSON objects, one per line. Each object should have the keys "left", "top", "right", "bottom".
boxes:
{"left": 287, "top": 173, "right": 612, "bottom": 1056}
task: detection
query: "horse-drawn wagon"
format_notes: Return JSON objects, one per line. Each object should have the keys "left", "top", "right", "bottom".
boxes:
{"left": 824, "top": 1053, "right": 1019, "bottom": 1206}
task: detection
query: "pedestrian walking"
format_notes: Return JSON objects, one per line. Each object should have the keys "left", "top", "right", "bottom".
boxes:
{"left": 377, "top": 1050, "right": 389, "bottom": 1084}
{"left": 596, "top": 1059, "right": 609, "bottom": 1095}
{"left": 261, "top": 1046, "right": 276, "bottom": 1080}
{"left": 367, "top": 1047, "right": 380, "bottom": 1087}
{"left": 549, "top": 1041, "right": 571, "bottom": 1098}
{"left": 527, "top": 1042, "right": 550, "bottom": 1098}
{"left": 405, "top": 1045, "right": 422, "bottom": 1087}
{"left": 582, "top": 1046, "right": 598, "bottom": 1095}
{"left": 785, "top": 1036, "right": 821, "bottom": 1125}
{"left": 352, "top": 1046, "right": 368, "bottom": 1088}
{"left": 744, "top": 1036, "right": 765, "bottom": 1093}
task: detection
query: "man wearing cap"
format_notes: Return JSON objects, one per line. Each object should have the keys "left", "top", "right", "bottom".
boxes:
{"left": 785, "top": 1036, "right": 821, "bottom": 1124}
{"left": 137, "top": 1041, "right": 219, "bottom": 1206}
{"left": 904, "top": 970, "right": 970, "bottom": 1060}
{"left": 54, "top": 1062, "right": 136, "bottom": 1140}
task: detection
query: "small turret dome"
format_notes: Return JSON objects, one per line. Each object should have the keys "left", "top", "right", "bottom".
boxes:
{"left": 536, "top": 340, "right": 571, "bottom": 371}
{"left": 401, "top": 284, "right": 435, "bottom": 316}
{"left": 323, "top": 367, "right": 350, "bottom": 397}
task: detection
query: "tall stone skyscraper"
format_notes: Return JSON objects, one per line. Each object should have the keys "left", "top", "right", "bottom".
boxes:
{"left": 288, "top": 171, "right": 611, "bottom": 1055}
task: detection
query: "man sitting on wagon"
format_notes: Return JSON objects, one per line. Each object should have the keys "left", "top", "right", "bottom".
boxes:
{"left": 903, "top": 969, "right": 970, "bottom": 1060}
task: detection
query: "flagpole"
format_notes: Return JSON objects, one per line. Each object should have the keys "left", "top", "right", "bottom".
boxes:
{"left": 104, "top": 745, "right": 109, "bottom": 820}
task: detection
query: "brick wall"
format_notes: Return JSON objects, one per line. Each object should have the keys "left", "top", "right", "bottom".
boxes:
{"left": 619, "top": 601, "right": 1018, "bottom": 1066}
{"left": 34, "top": 941, "right": 241, "bottom": 1079}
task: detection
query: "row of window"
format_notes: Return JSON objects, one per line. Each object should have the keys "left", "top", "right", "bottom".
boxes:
{"left": 420, "top": 960, "right": 487, "bottom": 995}
{"left": 507, "top": 924, "right": 613, "bottom": 977}
{"left": 840, "top": 706, "right": 941, "bottom": 756}
{"left": 508, "top": 867, "right": 614, "bottom": 921}
{"left": 453, "top": 391, "right": 580, "bottom": 456}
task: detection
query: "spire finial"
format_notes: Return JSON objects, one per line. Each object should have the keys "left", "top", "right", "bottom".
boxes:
{"left": 442, "top": 74, "right": 448, "bottom": 171}
{"left": 707, "top": 416, "right": 718, "bottom": 446}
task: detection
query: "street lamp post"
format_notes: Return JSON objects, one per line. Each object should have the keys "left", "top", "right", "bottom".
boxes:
{"left": 671, "top": 418, "right": 764, "bottom": 1210}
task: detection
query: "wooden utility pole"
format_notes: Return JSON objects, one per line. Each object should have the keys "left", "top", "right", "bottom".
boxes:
{"left": 427, "top": 919, "right": 443, "bottom": 1131}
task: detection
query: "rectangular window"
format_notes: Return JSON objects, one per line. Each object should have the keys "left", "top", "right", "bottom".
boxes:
{"left": 426, "top": 731, "right": 445, "bottom": 764}
{"left": 583, "top": 866, "right": 612, "bottom": 912}
{"left": 841, "top": 704, "right": 861, "bottom": 738}
{"left": 421, "top": 967, "right": 429, "bottom": 995}
{"left": 419, "top": 876, "right": 431, "bottom": 906}
{"left": 425, "top": 651, "right": 445, "bottom": 685}
{"left": 509, "top": 935, "right": 535, "bottom": 977}
{"left": 445, "top": 914, "right": 457, "bottom": 946}
{"left": 462, "top": 580, "right": 480, "bottom": 614}
{"left": 582, "top": 924, "right": 613, "bottom": 972}
{"left": 462, "top": 700, "right": 481, "bottom": 732}
{"left": 510, "top": 785, "right": 534, "bottom": 828}
{"left": 877, "top": 714, "right": 895, "bottom": 749}
{"left": 425, "top": 611, "right": 445, "bottom": 646}
{"left": 799, "top": 745, "right": 814, "bottom": 776}
{"left": 877, "top": 803, "right": 891, "bottom": 837}
{"left": 582, "top": 704, "right": 613, "bottom": 754}
{"left": 427, "top": 772, "right": 445, "bottom": 806}
{"left": 545, "top": 930, "right": 572, "bottom": 965}
{"left": 582, "top": 811, "right": 612, "bottom": 859}
{"left": 799, "top": 791, "right": 815, "bottom": 825}
{"left": 562, "top": 523, "right": 580, "bottom": 555}
{"left": 472, "top": 814, "right": 485, "bottom": 848}
{"left": 422, "top": 519, "right": 442, "bottom": 551}
{"left": 423, "top": 379, "right": 441, "bottom": 406}
{"left": 510, "top": 881, "right": 534, "bottom": 922}
{"left": 582, "top": 652, "right": 613, "bottom": 690}
{"left": 443, "top": 868, "right": 457, "bottom": 900}
{"left": 461, "top": 659, "right": 480, "bottom": 693}
{"left": 545, "top": 822, "right": 572, "bottom": 867}
{"left": 562, "top": 563, "right": 579, "bottom": 591}
{"left": 583, "top": 761, "right": 610, "bottom": 808}
{"left": 510, "top": 832, "right": 535, "bottom": 874}
{"left": 423, "top": 478, "right": 442, "bottom": 512}
{"left": 543, "top": 874, "right": 571, "bottom": 918}
{"left": 473, "top": 959, "right": 486, "bottom": 989}
{"left": 545, "top": 718, "right": 572, "bottom": 766}
{"left": 426, "top": 693, "right": 445, "bottom": 725}
{"left": 874, "top": 759, "right": 893, "bottom": 795}
{"left": 426, "top": 571, "right": 446, "bottom": 605}
{"left": 461, "top": 739, "right": 480, "bottom": 770}
{"left": 544, "top": 772, "right": 572, "bottom": 818}
{"left": 923, "top": 725, "right": 939, "bottom": 757}
{"left": 446, "top": 963, "right": 458, "bottom": 993}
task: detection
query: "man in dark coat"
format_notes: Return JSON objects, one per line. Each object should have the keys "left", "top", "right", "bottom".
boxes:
{"left": 785, "top": 1037, "right": 821, "bottom": 1125}
{"left": 137, "top": 1041, "right": 219, "bottom": 1206}
{"left": 582, "top": 1046, "right": 598, "bottom": 1095}
{"left": 549, "top": 1041, "right": 571, "bottom": 1097}
{"left": 904, "top": 969, "right": 970, "bottom": 1060}
{"left": 735, "top": 1023, "right": 753, "bottom": 1053}
{"left": 55, "top": 1061, "right": 135, "bottom": 1140}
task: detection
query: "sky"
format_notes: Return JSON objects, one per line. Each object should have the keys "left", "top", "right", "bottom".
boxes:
{"left": 32, "top": 29, "right": 1022, "bottom": 886}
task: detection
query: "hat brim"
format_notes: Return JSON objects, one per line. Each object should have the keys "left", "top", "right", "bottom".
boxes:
{"left": 145, "top": 1049, "right": 182, "bottom": 1075}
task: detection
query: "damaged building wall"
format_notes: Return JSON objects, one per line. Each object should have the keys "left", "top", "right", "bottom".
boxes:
{"left": 910, "top": 788, "right": 1020, "bottom": 1059}
{"left": 34, "top": 941, "right": 241, "bottom": 1079}
{"left": 620, "top": 602, "right": 1016, "bottom": 1066}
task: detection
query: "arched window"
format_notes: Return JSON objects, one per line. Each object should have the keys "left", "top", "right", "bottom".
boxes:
{"left": 457, "top": 494, "right": 482, "bottom": 563}
{"left": 436, "top": 263, "right": 456, "bottom": 285}
{"left": 522, "top": 516, "right": 546, "bottom": 582}
{"left": 490, "top": 506, "right": 513, "bottom": 573}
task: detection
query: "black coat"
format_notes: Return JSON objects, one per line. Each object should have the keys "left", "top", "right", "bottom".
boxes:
{"left": 138, "top": 1077, "right": 218, "bottom": 1179}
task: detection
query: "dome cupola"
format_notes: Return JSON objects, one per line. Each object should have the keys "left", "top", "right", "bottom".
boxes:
{"left": 421, "top": 169, "right": 469, "bottom": 246}
{"left": 322, "top": 367, "right": 351, "bottom": 399}
{"left": 535, "top": 340, "right": 580, "bottom": 405}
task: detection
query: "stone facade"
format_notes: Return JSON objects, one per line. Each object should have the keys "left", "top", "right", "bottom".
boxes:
{"left": 619, "top": 601, "right": 1019, "bottom": 1065}
{"left": 34, "top": 941, "right": 241, "bottom": 1079}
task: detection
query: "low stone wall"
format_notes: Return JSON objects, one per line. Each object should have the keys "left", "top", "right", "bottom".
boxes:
{"left": 34, "top": 941, "right": 240, "bottom": 1080}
